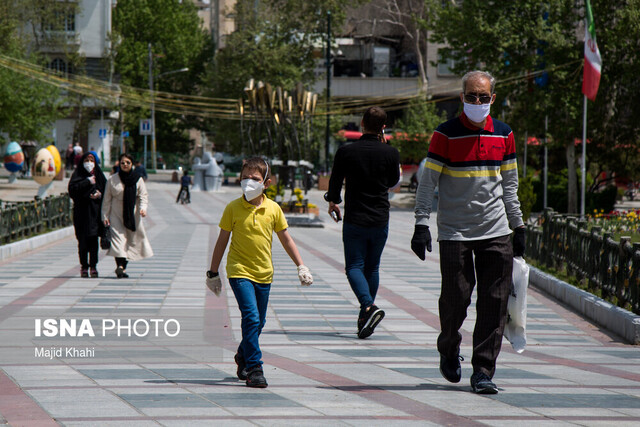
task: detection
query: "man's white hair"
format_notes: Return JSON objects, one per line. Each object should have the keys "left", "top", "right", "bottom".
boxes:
{"left": 462, "top": 70, "right": 496, "bottom": 94}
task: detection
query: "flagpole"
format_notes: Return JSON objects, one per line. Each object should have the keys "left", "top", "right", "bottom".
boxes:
{"left": 581, "top": 94, "right": 587, "bottom": 217}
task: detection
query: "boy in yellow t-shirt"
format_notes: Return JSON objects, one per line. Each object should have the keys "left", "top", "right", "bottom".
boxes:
{"left": 206, "top": 157, "right": 313, "bottom": 388}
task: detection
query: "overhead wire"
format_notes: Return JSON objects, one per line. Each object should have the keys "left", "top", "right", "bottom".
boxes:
{"left": 0, "top": 53, "right": 582, "bottom": 120}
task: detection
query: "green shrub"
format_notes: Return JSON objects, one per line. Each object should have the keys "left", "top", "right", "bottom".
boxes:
{"left": 518, "top": 173, "right": 536, "bottom": 221}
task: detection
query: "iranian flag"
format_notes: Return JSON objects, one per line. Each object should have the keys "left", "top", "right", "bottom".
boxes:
{"left": 582, "top": 0, "right": 601, "bottom": 101}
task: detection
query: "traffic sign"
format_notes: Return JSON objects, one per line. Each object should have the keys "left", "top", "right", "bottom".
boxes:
{"left": 99, "top": 128, "right": 107, "bottom": 138}
{"left": 122, "top": 131, "right": 130, "bottom": 137}
{"left": 140, "top": 119, "right": 153, "bottom": 135}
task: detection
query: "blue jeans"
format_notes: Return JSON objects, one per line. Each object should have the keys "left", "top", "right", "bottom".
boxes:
{"left": 342, "top": 222, "right": 389, "bottom": 311}
{"left": 229, "top": 278, "right": 271, "bottom": 370}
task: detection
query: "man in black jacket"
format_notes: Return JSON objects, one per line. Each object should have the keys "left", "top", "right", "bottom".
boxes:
{"left": 325, "top": 106, "right": 400, "bottom": 339}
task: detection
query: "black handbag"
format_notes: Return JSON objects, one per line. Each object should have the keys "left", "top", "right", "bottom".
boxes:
{"left": 100, "top": 225, "right": 112, "bottom": 250}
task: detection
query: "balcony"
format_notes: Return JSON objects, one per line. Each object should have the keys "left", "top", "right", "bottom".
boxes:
{"left": 313, "top": 77, "right": 421, "bottom": 98}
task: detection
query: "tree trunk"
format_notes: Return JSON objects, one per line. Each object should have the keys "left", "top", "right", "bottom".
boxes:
{"left": 415, "top": 29, "right": 428, "bottom": 93}
{"left": 566, "top": 141, "right": 577, "bottom": 213}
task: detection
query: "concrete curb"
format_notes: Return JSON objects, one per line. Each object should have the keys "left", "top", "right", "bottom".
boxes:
{"left": 530, "top": 266, "right": 640, "bottom": 344}
{"left": 0, "top": 227, "right": 74, "bottom": 261}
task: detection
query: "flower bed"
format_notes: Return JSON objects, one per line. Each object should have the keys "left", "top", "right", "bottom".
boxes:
{"left": 588, "top": 209, "right": 640, "bottom": 241}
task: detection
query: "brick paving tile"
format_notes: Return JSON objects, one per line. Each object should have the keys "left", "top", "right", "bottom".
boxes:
{"left": 0, "top": 176, "right": 639, "bottom": 425}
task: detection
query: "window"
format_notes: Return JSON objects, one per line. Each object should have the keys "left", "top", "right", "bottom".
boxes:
{"left": 42, "top": 10, "right": 75, "bottom": 33}
{"left": 437, "top": 54, "right": 458, "bottom": 76}
{"left": 49, "top": 59, "right": 69, "bottom": 75}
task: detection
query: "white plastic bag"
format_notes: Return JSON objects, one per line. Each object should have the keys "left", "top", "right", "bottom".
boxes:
{"left": 504, "top": 256, "right": 530, "bottom": 353}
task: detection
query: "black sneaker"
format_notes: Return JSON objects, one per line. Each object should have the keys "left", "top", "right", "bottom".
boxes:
{"left": 357, "top": 314, "right": 366, "bottom": 334}
{"left": 470, "top": 371, "right": 498, "bottom": 394}
{"left": 357, "top": 305, "right": 385, "bottom": 339}
{"left": 115, "top": 266, "right": 124, "bottom": 278}
{"left": 81, "top": 268, "right": 89, "bottom": 278}
{"left": 234, "top": 353, "right": 247, "bottom": 380}
{"left": 439, "top": 353, "right": 464, "bottom": 383}
{"left": 246, "top": 366, "right": 268, "bottom": 388}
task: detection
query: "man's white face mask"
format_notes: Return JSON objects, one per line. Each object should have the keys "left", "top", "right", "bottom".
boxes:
{"left": 463, "top": 102, "right": 491, "bottom": 123}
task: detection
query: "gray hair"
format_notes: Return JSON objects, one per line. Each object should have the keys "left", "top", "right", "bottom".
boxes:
{"left": 462, "top": 70, "right": 496, "bottom": 94}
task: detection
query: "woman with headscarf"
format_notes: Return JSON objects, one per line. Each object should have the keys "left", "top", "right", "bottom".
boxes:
{"left": 102, "top": 153, "right": 153, "bottom": 278}
{"left": 68, "top": 152, "right": 107, "bottom": 278}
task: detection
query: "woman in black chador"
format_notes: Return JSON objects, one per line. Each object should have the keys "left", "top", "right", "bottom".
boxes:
{"left": 68, "top": 152, "right": 106, "bottom": 277}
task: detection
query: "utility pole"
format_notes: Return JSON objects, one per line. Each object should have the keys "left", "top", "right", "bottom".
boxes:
{"left": 543, "top": 114, "right": 548, "bottom": 209}
{"left": 149, "top": 43, "right": 157, "bottom": 170}
{"left": 325, "top": 11, "right": 331, "bottom": 172}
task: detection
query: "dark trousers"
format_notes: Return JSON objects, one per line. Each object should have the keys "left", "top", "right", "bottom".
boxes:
{"left": 78, "top": 236, "right": 99, "bottom": 269}
{"left": 115, "top": 257, "right": 128, "bottom": 270}
{"left": 342, "top": 222, "right": 389, "bottom": 310}
{"left": 438, "top": 235, "right": 512, "bottom": 378}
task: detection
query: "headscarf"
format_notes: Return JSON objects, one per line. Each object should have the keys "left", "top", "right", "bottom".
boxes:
{"left": 68, "top": 152, "right": 107, "bottom": 200}
{"left": 88, "top": 150, "right": 100, "bottom": 165}
{"left": 118, "top": 164, "right": 141, "bottom": 232}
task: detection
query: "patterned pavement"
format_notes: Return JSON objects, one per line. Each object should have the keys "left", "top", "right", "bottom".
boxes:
{"left": 0, "top": 178, "right": 639, "bottom": 426}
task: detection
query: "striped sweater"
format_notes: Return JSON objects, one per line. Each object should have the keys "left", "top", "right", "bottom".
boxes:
{"left": 414, "top": 113, "right": 524, "bottom": 241}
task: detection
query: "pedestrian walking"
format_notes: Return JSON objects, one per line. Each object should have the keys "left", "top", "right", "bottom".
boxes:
{"left": 135, "top": 160, "right": 148, "bottom": 181}
{"left": 68, "top": 152, "right": 106, "bottom": 278}
{"left": 324, "top": 106, "right": 400, "bottom": 339}
{"left": 65, "top": 144, "right": 74, "bottom": 170}
{"left": 102, "top": 153, "right": 153, "bottom": 278}
{"left": 206, "top": 157, "right": 313, "bottom": 388}
{"left": 72, "top": 142, "right": 83, "bottom": 168}
{"left": 411, "top": 70, "right": 526, "bottom": 394}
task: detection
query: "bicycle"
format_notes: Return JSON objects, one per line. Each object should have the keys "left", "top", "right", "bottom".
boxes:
{"left": 178, "top": 187, "right": 190, "bottom": 204}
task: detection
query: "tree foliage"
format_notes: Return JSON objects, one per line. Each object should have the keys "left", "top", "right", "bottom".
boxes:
{"left": 202, "top": 0, "right": 361, "bottom": 157}
{"left": 429, "top": 0, "right": 640, "bottom": 213}
{"left": 0, "top": 0, "right": 69, "bottom": 144}
{"left": 394, "top": 96, "right": 445, "bottom": 163}
{"left": 112, "top": 0, "right": 213, "bottom": 156}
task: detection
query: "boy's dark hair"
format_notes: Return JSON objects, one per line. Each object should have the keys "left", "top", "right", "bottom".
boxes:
{"left": 241, "top": 157, "right": 269, "bottom": 180}
{"left": 362, "top": 106, "right": 387, "bottom": 133}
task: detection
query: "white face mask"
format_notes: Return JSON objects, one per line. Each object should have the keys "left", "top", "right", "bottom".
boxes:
{"left": 241, "top": 178, "right": 264, "bottom": 201}
{"left": 83, "top": 162, "right": 95, "bottom": 173}
{"left": 463, "top": 102, "right": 491, "bottom": 124}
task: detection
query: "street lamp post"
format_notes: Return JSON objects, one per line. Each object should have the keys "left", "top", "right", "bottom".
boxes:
{"left": 325, "top": 11, "right": 331, "bottom": 173}
{"left": 148, "top": 42, "right": 188, "bottom": 170}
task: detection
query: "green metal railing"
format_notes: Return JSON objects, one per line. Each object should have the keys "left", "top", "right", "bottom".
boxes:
{"left": 0, "top": 194, "right": 72, "bottom": 244}
{"left": 525, "top": 208, "right": 640, "bottom": 315}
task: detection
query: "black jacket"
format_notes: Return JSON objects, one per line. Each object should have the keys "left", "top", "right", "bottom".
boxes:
{"left": 68, "top": 153, "right": 107, "bottom": 239}
{"left": 326, "top": 134, "right": 400, "bottom": 227}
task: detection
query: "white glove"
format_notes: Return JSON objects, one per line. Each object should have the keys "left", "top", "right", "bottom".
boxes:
{"left": 297, "top": 265, "right": 313, "bottom": 286}
{"left": 206, "top": 276, "right": 222, "bottom": 296}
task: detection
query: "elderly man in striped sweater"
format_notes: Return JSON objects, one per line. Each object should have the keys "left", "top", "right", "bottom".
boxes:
{"left": 411, "top": 70, "right": 525, "bottom": 395}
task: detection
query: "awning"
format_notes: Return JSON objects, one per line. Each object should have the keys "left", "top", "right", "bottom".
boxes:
{"left": 338, "top": 130, "right": 392, "bottom": 141}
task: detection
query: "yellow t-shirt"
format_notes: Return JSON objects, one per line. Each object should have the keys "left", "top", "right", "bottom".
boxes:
{"left": 219, "top": 196, "right": 288, "bottom": 284}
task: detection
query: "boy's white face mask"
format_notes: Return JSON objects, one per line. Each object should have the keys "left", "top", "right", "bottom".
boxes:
{"left": 241, "top": 178, "right": 264, "bottom": 201}
{"left": 241, "top": 161, "right": 269, "bottom": 201}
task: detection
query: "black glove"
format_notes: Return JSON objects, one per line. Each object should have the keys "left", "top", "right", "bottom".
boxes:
{"left": 411, "top": 225, "right": 432, "bottom": 260}
{"left": 513, "top": 227, "right": 525, "bottom": 257}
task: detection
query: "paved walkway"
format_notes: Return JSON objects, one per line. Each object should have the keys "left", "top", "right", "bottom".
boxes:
{"left": 0, "top": 176, "right": 639, "bottom": 426}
